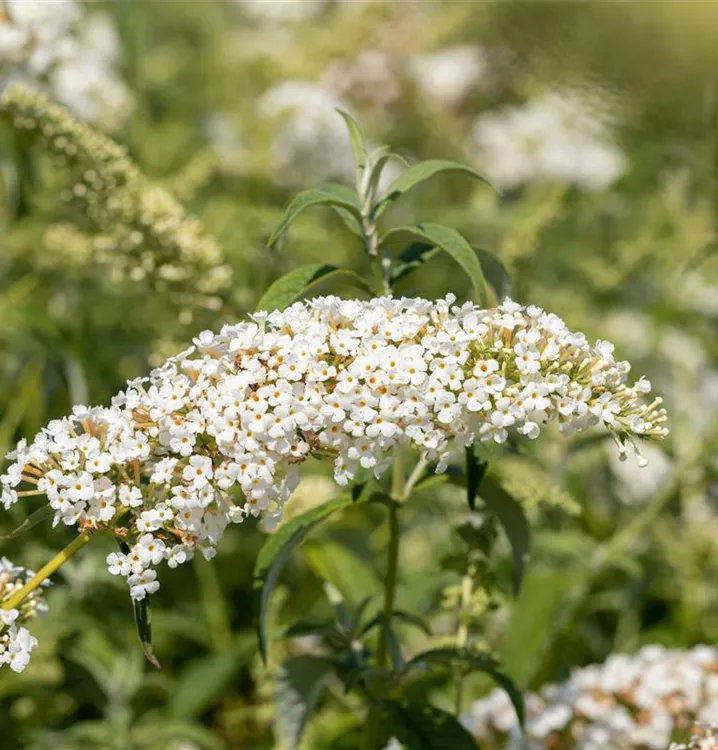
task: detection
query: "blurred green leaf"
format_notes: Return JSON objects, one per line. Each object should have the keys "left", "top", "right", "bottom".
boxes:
{"left": 406, "top": 648, "right": 524, "bottom": 728}
{"left": 275, "top": 654, "right": 334, "bottom": 750}
{"left": 0, "top": 504, "right": 53, "bottom": 540}
{"left": 133, "top": 594, "right": 161, "bottom": 670}
{"left": 267, "top": 187, "right": 362, "bottom": 247}
{"left": 255, "top": 263, "right": 371, "bottom": 312}
{"left": 380, "top": 700, "right": 476, "bottom": 749}
{"left": 375, "top": 159, "right": 493, "bottom": 218}
{"left": 480, "top": 477, "right": 530, "bottom": 596}
{"left": 380, "top": 224, "right": 489, "bottom": 306}
{"left": 253, "top": 493, "right": 353, "bottom": 663}
{"left": 169, "top": 638, "right": 252, "bottom": 719}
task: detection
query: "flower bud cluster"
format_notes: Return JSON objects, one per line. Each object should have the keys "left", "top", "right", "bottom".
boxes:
{"left": 464, "top": 645, "right": 718, "bottom": 749}
{"left": 0, "top": 296, "right": 667, "bottom": 600}
{"left": 0, "top": 558, "right": 48, "bottom": 673}
{"left": 0, "top": 0, "right": 130, "bottom": 127}
{"left": 0, "top": 86, "right": 231, "bottom": 314}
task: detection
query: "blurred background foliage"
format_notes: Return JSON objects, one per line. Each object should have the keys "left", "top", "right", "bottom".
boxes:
{"left": 0, "top": 1, "right": 717, "bottom": 748}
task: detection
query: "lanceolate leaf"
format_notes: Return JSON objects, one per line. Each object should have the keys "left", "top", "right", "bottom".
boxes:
{"left": 132, "top": 595, "right": 161, "bottom": 669}
{"left": 480, "top": 477, "right": 531, "bottom": 597}
{"left": 0, "top": 504, "right": 53, "bottom": 540}
{"left": 253, "top": 494, "right": 353, "bottom": 662}
{"left": 380, "top": 700, "right": 477, "bottom": 750}
{"left": 407, "top": 648, "right": 525, "bottom": 728}
{"left": 390, "top": 242, "right": 438, "bottom": 284}
{"left": 476, "top": 248, "right": 513, "bottom": 301}
{"left": 375, "top": 159, "right": 493, "bottom": 218}
{"left": 255, "top": 263, "right": 371, "bottom": 312}
{"left": 335, "top": 110, "right": 367, "bottom": 177}
{"left": 267, "top": 187, "right": 362, "bottom": 248}
{"left": 275, "top": 654, "right": 334, "bottom": 750}
{"left": 380, "top": 224, "right": 489, "bottom": 307}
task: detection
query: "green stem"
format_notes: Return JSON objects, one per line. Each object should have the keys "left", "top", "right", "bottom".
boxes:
{"left": 454, "top": 570, "right": 473, "bottom": 715}
{"left": 361, "top": 453, "right": 404, "bottom": 750}
{"left": 2, "top": 530, "right": 94, "bottom": 611}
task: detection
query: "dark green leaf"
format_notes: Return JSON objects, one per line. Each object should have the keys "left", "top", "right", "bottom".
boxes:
{"left": 255, "top": 263, "right": 371, "bottom": 312}
{"left": 375, "top": 614, "right": 405, "bottom": 669}
{"left": 380, "top": 224, "right": 489, "bottom": 307}
{"left": 132, "top": 595, "right": 161, "bottom": 669}
{"left": 407, "top": 648, "right": 524, "bottom": 728}
{"left": 0, "top": 504, "right": 53, "bottom": 541}
{"left": 466, "top": 445, "right": 489, "bottom": 511}
{"left": 390, "top": 242, "right": 438, "bottom": 284}
{"left": 253, "top": 494, "right": 353, "bottom": 662}
{"left": 476, "top": 248, "right": 513, "bottom": 301}
{"left": 335, "top": 110, "right": 367, "bottom": 177}
{"left": 480, "top": 477, "right": 531, "bottom": 597}
{"left": 375, "top": 159, "right": 493, "bottom": 218}
{"left": 361, "top": 610, "right": 431, "bottom": 637}
{"left": 267, "top": 187, "right": 362, "bottom": 247}
{"left": 275, "top": 654, "right": 334, "bottom": 750}
{"left": 380, "top": 700, "right": 476, "bottom": 750}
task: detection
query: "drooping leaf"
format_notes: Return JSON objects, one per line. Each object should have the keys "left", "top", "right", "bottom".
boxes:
{"left": 253, "top": 494, "right": 353, "bottom": 662}
{"left": 132, "top": 595, "right": 161, "bottom": 669}
{"left": 380, "top": 699, "right": 477, "bottom": 750}
{"left": 407, "top": 648, "right": 524, "bottom": 728}
{"left": 0, "top": 504, "right": 53, "bottom": 541}
{"left": 335, "top": 109, "right": 367, "bottom": 178}
{"left": 375, "top": 159, "right": 493, "bottom": 218}
{"left": 476, "top": 248, "right": 513, "bottom": 301}
{"left": 275, "top": 654, "right": 334, "bottom": 750}
{"left": 361, "top": 609, "right": 431, "bottom": 637}
{"left": 480, "top": 477, "right": 531, "bottom": 596}
{"left": 466, "top": 445, "right": 489, "bottom": 511}
{"left": 380, "top": 224, "right": 489, "bottom": 306}
{"left": 255, "top": 263, "right": 371, "bottom": 312}
{"left": 267, "top": 186, "right": 362, "bottom": 247}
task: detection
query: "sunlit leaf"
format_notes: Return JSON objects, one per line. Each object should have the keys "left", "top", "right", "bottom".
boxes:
{"left": 380, "top": 224, "right": 489, "bottom": 306}
{"left": 375, "top": 159, "right": 493, "bottom": 218}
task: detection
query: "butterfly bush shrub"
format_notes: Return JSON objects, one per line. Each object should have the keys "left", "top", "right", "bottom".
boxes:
{"left": 0, "top": 113, "right": 668, "bottom": 749}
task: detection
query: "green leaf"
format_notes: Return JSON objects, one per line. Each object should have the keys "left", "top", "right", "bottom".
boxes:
{"left": 476, "top": 248, "right": 513, "bottom": 301}
{"left": 132, "top": 595, "right": 161, "bottom": 670}
{"left": 361, "top": 609, "right": 431, "bottom": 637}
{"left": 0, "top": 504, "right": 53, "bottom": 541}
{"left": 380, "top": 700, "right": 476, "bottom": 750}
{"left": 335, "top": 110, "right": 367, "bottom": 178}
{"left": 255, "top": 263, "right": 371, "bottom": 312}
{"left": 380, "top": 224, "right": 489, "bottom": 306}
{"left": 390, "top": 242, "right": 438, "bottom": 284}
{"left": 253, "top": 494, "right": 353, "bottom": 662}
{"left": 132, "top": 721, "right": 225, "bottom": 750}
{"left": 407, "top": 648, "right": 524, "bottom": 728}
{"left": 169, "top": 639, "right": 252, "bottom": 719}
{"left": 480, "top": 477, "right": 530, "bottom": 597}
{"left": 275, "top": 654, "right": 334, "bottom": 750}
{"left": 267, "top": 187, "right": 362, "bottom": 247}
{"left": 375, "top": 159, "right": 493, "bottom": 218}
{"left": 466, "top": 445, "right": 489, "bottom": 512}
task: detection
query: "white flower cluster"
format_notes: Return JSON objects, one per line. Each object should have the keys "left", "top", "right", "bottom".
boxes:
{"left": 0, "top": 557, "right": 48, "bottom": 673}
{"left": 0, "top": 0, "right": 130, "bottom": 127}
{"left": 464, "top": 645, "right": 718, "bottom": 750}
{"left": 471, "top": 89, "right": 626, "bottom": 191}
{"left": 0, "top": 296, "right": 666, "bottom": 601}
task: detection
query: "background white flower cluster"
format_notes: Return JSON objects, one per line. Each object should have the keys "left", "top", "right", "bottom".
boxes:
{"left": 465, "top": 645, "right": 718, "bottom": 749}
{"left": 0, "top": 0, "right": 130, "bottom": 127}
{"left": 0, "top": 557, "right": 48, "bottom": 673}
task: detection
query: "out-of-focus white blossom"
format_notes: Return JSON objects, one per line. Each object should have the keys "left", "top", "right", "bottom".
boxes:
{"left": 0, "top": 1, "right": 131, "bottom": 127}
{"left": 236, "top": 0, "right": 323, "bottom": 23}
{"left": 0, "top": 557, "right": 49, "bottom": 673}
{"left": 464, "top": 645, "right": 718, "bottom": 749}
{"left": 470, "top": 90, "right": 626, "bottom": 191}
{"left": 1, "top": 296, "right": 666, "bottom": 601}
{"left": 671, "top": 722, "right": 718, "bottom": 750}
{"left": 258, "top": 81, "right": 356, "bottom": 186}
{"left": 411, "top": 46, "right": 490, "bottom": 110}
{"left": 608, "top": 442, "right": 673, "bottom": 506}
